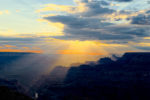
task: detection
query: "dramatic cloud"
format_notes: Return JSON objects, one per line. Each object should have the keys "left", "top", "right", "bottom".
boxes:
{"left": 131, "top": 10, "right": 150, "bottom": 25}
{"left": 44, "top": 15, "right": 150, "bottom": 41}
{"left": 44, "top": 15, "right": 112, "bottom": 29}
{"left": 1, "top": 0, "right": 150, "bottom": 53}
{"left": 76, "top": 0, "right": 114, "bottom": 17}
{"left": 42, "top": 0, "right": 150, "bottom": 45}
{"left": 37, "top": 0, "right": 114, "bottom": 17}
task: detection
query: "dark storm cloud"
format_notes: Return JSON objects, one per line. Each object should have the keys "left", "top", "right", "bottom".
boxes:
{"left": 75, "top": 0, "right": 114, "bottom": 17}
{"left": 44, "top": 15, "right": 112, "bottom": 29}
{"left": 82, "top": 1, "right": 115, "bottom": 16}
{"left": 43, "top": 0, "right": 150, "bottom": 44}
{"left": 82, "top": 3, "right": 114, "bottom": 17}
{"left": 131, "top": 13, "right": 150, "bottom": 25}
{"left": 54, "top": 34, "right": 134, "bottom": 40}
{"left": 45, "top": 14, "right": 150, "bottom": 41}
{"left": 55, "top": 25, "right": 149, "bottom": 41}
{"left": 61, "top": 28, "right": 134, "bottom": 40}
{"left": 107, "top": 26, "right": 149, "bottom": 37}
{"left": 63, "top": 26, "right": 137, "bottom": 40}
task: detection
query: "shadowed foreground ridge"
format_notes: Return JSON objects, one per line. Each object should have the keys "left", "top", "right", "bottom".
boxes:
{"left": 36, "top": 52, "right": 150, "bottom": 100}
{"left": 0, "top": 86, "right": 33, "bottom": 100}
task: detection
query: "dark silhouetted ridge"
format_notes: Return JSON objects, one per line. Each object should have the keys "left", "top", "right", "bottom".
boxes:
{"left": 0, "top": 78, "right": 33, "bottom": 100}
{"left": 0, "top": 86, "right": 33, "bottom": 100}
{"left": 118, "top": 52, "right": 150, "bottom": 64}
{"left": 34, "top": 52, "right": 150, "bottom": 100}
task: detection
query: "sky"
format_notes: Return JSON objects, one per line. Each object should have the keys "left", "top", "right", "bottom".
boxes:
{"left": 0, "top": 0, "right": 150, "bottom": 65}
